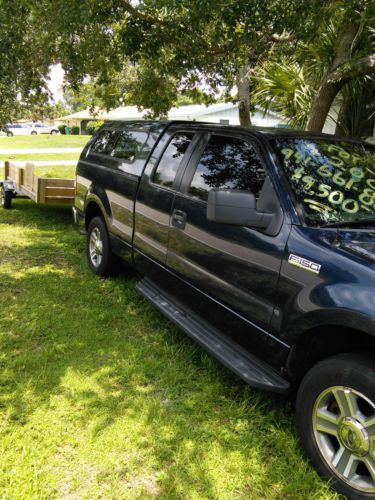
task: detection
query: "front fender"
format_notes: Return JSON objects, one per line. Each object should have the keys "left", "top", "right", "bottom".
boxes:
{"left": 273, "top": 225, "right": 375, "bottom": 345}
{"left": 281, "top": 307, "right": 375, "bottom": 345}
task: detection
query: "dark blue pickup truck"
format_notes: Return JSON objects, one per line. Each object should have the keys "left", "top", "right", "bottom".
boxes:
{"left": 73, "top": 121, "right": 375, "bottom": 499}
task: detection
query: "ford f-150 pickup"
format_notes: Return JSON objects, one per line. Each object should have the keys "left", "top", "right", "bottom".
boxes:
{"left": 73, "top": 120, "right": 375, "bottom": 499}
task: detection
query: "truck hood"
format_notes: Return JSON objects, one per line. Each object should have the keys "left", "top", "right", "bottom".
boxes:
{"left": 332, "top": 230, "right": 375, "bottom": 263}
{"left": 339, "top": 240, "right": 375, "bottom": 262}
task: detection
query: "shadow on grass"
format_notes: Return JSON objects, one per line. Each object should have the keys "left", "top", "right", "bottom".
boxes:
{"left": 0, "top": 200, "right": 329, "bottom": 498}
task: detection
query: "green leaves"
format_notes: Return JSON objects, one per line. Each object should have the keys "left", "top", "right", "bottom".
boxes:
{"left": 253, "top": 59, "right": 313, "bottom": 128}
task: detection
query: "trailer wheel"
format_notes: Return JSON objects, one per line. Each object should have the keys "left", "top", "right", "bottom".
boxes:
{"left": 1, "top": 188, "right": 12, "bottom": 209}
{"left": 86, "top": 216, "right": 121, "bottom": 277}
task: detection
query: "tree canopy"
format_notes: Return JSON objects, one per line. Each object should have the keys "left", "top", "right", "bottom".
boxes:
{"left": 253, "top": 5, "right": 375, "bottom": 136}
{"left": 0, "top": 0, "right": 374, "bottom": 132}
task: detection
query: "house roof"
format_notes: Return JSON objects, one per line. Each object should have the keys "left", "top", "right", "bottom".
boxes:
{"left": 56, "top": 103, "right": 283, "bottom": 122}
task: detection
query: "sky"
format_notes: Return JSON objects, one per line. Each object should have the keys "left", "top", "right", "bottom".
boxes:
{"left": 47, "top": 64, "right": 65, "bottom": 102}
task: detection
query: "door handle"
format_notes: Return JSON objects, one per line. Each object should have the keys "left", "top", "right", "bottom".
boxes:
{"left": 172, "top": 209, "right": 187, "bottom": 229}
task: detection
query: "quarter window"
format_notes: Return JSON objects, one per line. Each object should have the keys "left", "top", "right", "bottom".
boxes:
{"left": 188, "top": 135, "right": 266, "bottom": 201}
{"left": 153, "top": 133, "right": 194, "bottom": 188}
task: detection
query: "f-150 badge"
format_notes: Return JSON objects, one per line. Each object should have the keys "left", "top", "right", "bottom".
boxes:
{"left": 288, "top": 254, "right": 321, "bottom": 275}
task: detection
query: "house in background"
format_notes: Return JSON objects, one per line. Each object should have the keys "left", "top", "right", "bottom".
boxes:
{"left": 54, "top": 102, "right": 375, "bottom": 141}
{"left": 55, "top": 103, "right": 287, "bottom": 134}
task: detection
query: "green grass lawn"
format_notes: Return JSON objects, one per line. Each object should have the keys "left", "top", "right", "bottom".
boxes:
{"left": 0, "top": 165, "right": 76, "bottom": 180}
{"left": 0, "top": 135, "right": 89, "bottom": 149}
{"left": 0, "top": 201, "right": 339, "bottom": 499}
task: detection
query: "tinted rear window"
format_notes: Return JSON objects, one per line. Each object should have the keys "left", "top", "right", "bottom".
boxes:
{"left": 111, "top": 130, "right": 148, "bottom": 161}
{"left": 91, "top": 130, "right": 118, "bottom": 154}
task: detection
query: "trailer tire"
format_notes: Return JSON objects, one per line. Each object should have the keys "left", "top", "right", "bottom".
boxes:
{"left": 86, "top": 216, "right": 121, "bottom": 277}
{"left": 1, "top": 188, "right": 12, "bottom": 209}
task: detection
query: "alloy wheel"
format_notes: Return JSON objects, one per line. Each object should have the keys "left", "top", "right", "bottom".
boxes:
{"left": 313, "top": 385, "right": 375, "bottom": 493}
{"left": 89, "top": 227, "right": 103, "bottom": 268}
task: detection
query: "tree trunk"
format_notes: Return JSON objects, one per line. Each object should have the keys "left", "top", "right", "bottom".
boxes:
{"left": 306, "top": 80, "right": 343, "bottom": 132}
{"left": 237, "top": 65, "right": 252, "bottom": 127}
{"left": 306, "top": 53, "right": 375, "bottom": 132}
{"left": 335, "top": 97, "right": 350, "bottom": 136}
{"left": 306, "top": 22, "right": 360, "bottom": 132}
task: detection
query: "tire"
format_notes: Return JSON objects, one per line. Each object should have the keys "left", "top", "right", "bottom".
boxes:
{"left": 86, "top": 216, "right": 121, "bottom": 277}
{"left": 296, "top": 353, "right": 375, "bottom": 499}
{"left": 1, "top": 188, "right": 12, "bottom": 209}
{"left": 50, "top": 130, "right": 57, "bottom": 135}
{"left": 31, "top": 131, "right": 37, "bottom": 135}
{"left": 6, "top": 131, "right": 13, "bottom": 137}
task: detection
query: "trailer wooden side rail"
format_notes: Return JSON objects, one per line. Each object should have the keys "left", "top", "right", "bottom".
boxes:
{"left": 2, "top": 161, "right": 75, "bottom": 209}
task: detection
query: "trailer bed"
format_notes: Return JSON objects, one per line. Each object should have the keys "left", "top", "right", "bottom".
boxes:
{"left": 1, "top": 161, "right": 75, "bottom": 208}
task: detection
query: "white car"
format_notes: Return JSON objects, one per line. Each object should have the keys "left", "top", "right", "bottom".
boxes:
{"left": 1, "top": 123, "right": 33, "bottom": 136}
{"left": 28, "top": 123, "right": 59, "bottom": 135}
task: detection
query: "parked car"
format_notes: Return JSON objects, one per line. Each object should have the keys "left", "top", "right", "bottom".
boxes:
{"left": 28, "top": 122, "right": 59, "bottom": 135}
{"left": 73, "top": 121, "right": 375, "bottom": 499}
{"left": 0, "top": 123, "right": 33, "bottom": 136}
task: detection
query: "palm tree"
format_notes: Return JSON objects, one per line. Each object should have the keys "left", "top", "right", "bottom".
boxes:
{"left": 252, "top": 12, "right": 375, "bottom": 137}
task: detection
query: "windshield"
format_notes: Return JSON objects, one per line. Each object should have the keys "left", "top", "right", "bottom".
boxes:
{"left": 272, "top": 137, "right": 375, "bottom": 226}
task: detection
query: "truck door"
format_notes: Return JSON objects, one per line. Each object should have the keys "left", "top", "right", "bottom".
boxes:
{"left": 166, "top": 132, "right": 291, "bottom": 357}
{"left": 133, "top": 126, "right": 198, "bottom": 280}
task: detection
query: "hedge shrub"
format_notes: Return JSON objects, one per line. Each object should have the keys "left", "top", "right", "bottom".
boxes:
{"left": 86, "top": 120, "right": 104, "bottom": 135}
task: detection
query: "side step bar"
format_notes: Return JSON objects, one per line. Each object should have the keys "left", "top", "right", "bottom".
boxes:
{"left": 136, "top": 278, "right": 290, "bottom": 394}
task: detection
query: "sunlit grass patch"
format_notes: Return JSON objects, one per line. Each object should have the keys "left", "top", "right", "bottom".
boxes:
{"left": 0, "top": 135, "right": 89, "bottom": 148}
{"left": 0, "top": 200, "right": 339, "bottom": 498}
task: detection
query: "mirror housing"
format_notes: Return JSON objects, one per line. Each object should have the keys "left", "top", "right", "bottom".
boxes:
{"left": 206, "top": 178, "right": 282, "bottom": 234}
{"left": 207, "top": 189, "right": 273, "bottom": 228}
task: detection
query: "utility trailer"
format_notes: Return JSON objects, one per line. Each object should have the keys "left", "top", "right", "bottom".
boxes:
{"left": 0, "top": 161, "right": 75, "bottom": 209}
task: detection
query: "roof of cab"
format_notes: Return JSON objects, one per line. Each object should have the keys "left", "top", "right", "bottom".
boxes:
{"left": 102, "top": 119, "right": 371, "bottom": 146}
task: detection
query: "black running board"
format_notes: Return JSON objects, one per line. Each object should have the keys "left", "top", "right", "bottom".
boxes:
{"left": 136, "top": 278, "right": 290, "bottom": 394}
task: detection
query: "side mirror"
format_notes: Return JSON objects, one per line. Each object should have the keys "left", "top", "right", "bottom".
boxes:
{"left": 207, "top": 189, "right": 274, "bottom": 229}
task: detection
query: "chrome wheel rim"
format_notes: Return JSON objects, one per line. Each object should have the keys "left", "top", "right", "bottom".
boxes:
{"left": 313, "top": 386, "right": 375, "bottom": 493}
{"left": 89, "top": 227, "right": 103, "bottom": 267}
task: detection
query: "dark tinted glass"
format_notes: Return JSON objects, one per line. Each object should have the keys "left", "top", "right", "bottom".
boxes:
{"left": 91, "top": 130, "right": 118, "bottom": 154}
{"left": 188, "top": 135, "right": 266, "bottom": 201}
{"left": 111, "top": 130, "right": 148, "bottom": 161}
{"left": 153, "top": 133, "right": 194, "bottom": 188}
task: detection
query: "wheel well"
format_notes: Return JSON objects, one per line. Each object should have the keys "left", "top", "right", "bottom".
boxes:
{"left": 85, "top": 201, "right": 103, "bottom": 229}
{"left": 287, "top": 326, "right": 375, "bottom": 383}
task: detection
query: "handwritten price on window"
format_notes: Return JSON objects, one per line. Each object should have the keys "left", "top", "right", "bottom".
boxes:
{"left": 281, "top": 146, "right": 375, "bottom": 215}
